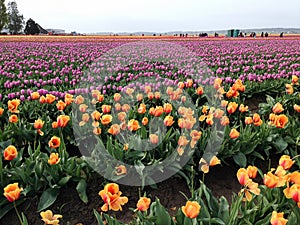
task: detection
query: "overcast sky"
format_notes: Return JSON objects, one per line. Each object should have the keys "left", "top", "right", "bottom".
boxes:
{"left": 13, "top": 0, "right": 300, "bottom": 33}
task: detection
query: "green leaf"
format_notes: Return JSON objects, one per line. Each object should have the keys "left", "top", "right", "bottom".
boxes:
{"left": 154, "top": 198, "right": 172, "bottom": 225}
{"left": 273, "top": 136, "right": 288, "bottom": 152}
{"left": 37, "top": 188, "right": 59, "bottom": 212}
{"left": 233, "top": 152, "right": 247, "bottom": 168}
{"left": 93, "top": 209, "right": 105, "bottom": 225}
{"left": 58, "top": 176, "right": 71, "bottom": 186}
{"left": 76, "top": 179, "right": 88, "bottom": 204}
{"left": 21, "top": 213, "right": 29, "bottom": 225}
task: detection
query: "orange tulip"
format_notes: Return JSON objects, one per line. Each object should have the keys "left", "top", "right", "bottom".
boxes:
{"left": 114, "top": 93, "right": 121, "bottom": 102}
{"left": 177, "top": 147, "right": 185, "bottom": 156}
{"left": 30, "top": 91, "right": 40, "bottom": 100}
{"left": 213, "top": 77, "right": 222, "bottom": 89}
{"left": 3, "top": 145, "right": 18, "bottom": 161}
{"left": 142, "top": 117, "right": 148, "bottom": 126}
{"left": 138, "top": 103, "right": 146, "bottom": 114}
{"left": 227, "top": 102, "right": 238, "bottom": 114}
{"left": 155, "top": 91, "right": 161, "bottom": 99}
{"left": 115, "top": 103, "right": 122, "bottom": 111}
{"left": 246, "top": 166, "right": 258, "bottom": 179}
{"left": 96, "top": 94, "right": 104, "bottom": 102}
{"left": 48, "top": 153, "right": 60, "bottom": 165}
{"left": 108, "top": 124, "right": 121, "bottom": 136}
{"left": 3, "top": 183, "right": 23, "bottom": 202}
{"left": 9, "top": 114, "right": 18, "bottom": 123}
{"left": 286, "top": 83, "right": 294, "bottom": 94}
{"left": 48, "top": 136, "right": 61, "bottom": 149}
{"left": 52, "top": 121, "right": 58, "bottom": 129}
{"left": 39, "top": 95, "right": 46, "bottom": 104}
{"left": 166, "top": 87, "right": 173, "bottom": 95}
{"left": 75, "top": 95, "right": 84, "bottom": 105}
{"left": 102, "top": 105, "right": 111, "bottom": 114}
{"left": 99, "top": 183, "right": 128, "bottom": 211}
{"left": 125, "top": 88, "right": 134, "bottom": 96}
{"left": 178, "top": 135, "right": 189, "bottom": 146}
{"left": 93, "top": 127, "right": 102, "bottom": 135}
{"left": 272, "top": 102, "right": 284, "bottom": 114}
{"left": 134, "top": 93, "right": 143, "bottom": 102}
{"left": 245, "top": 116, "right": 253, "bottom": 125}
{"left": 270, "top": 211, "right": 288, "bottom": 225}
{"left": 229, "top": 128, "right": 239, "bottom": 139}
{"left": 196, "top": 86, "right": 203, "bottom": 95}
{"left": 237, "top": 168, "right": 250, "bottom": 186}
{"left": 91, "top": 110, "right": 101, "bottom": 121}
{"left": 274, "top": 114, "right": 288, "bottom": 128}
{"left": 8, "top": 99, "right": 20, "bottom": 113}
{"left": 57, "top": 115, "right": 70, "bottom": 128}
{"left": 221, "top": 100, "right": 228, "bottom": 108}
{"left": 92, "top": 90, "right": 101, "bottom": 99}
{"left": 149, "top": 134, "right": 159, "bottom": 145}
{"left": 0, "top": 107, "right": 4, "bottom": 116}
{"left": 136, "top": 197, "right": 151, "bottom": 211}
{"left": 40, "top": 210, "right": 62, "bottom": 225}
{"left": 279, "top": 155, "right": 294, "bottom": 170}
{"left": 200, "top": 156, "right": 221, "bottom": 173}
{"left": 115, "top": 165, "right": 127, "bottom": 176}
{"left": 264, "top": 171, "right": 280, "bottom": 188}
{"left": 34, "top": 119, "right": 44, "bottom": 129}
{"left": 220, "top": 116, "right": 230, "bottom": 126}
{"left": 147, "top": 92, "right": 154, "bottom": 100}
{"left": 117, "top": 112, "right": 126, "bottom": 122}
{"left": 182, "top": 201, "right": 201, "bottom": 219}
{"left": 164, "top": 115, "right": 174, "bottom": 126}
{"left": 287, "top": 171, "right": 300, "bottom": 185}
{"left": 190, "top": 130, "right": 202, "bottom": 141}
{"left": 127, "top": 119, "right": 140, "bottom": 131}
{"left": 253, "top": 113, "right": 263, "bottom": 126}
{"left": 56, "top": 100, "right": 66, "bottom": 111}
{"left": 153, "top": 106, "right": 164, "bottom": 117}
{"left": 292, "top": 75, "right": 299, "bottom": 84}
{"left": 239, "top": 104, "right": 248, "bottom": 113}
{"left": 186, "top": 79, "right": 193, "bottom": 88}
{"left": 241, "top": 180, "right": 260, "bottom": 201}
{"left": 45, "top": 94, "right": 56, "bottom": 104}
{"left": 92, "top": 121, "right": 100, "bottom": 127}
{"left": 178, "top": 81, "right": 185, "bottom": 89}
{"left": 163, "top": 103, "right": 172, "bottom": 114}
{"left": 79, "top": 104, "right": 88, "bottom": 113}
{"left": 64, "top": 93, "right": 73, "bottom": 105}
{"left": 294, "top": 104, "right": 300, "bottom": 113}
{"left": 226, "top": 88, "right": 239, "bottom": 98}
{"left": 121, "top": 104, "right": 131, "bottom": 112}
{"left": 101, "top": 115, "right": 112, "bottom": 126}
{"left": 144, "top": 85, "right": 151, "bottom": 94}
{"left": 213, "top": 108, "right": 224, "bottom": 118}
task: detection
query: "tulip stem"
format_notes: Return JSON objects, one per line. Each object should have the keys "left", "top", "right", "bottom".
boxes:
{"left": 13, "top": 201, "right": 23, "bottom": 225}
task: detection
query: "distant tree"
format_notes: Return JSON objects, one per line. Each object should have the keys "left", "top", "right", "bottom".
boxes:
{"left": 0, "top": 0, "right": 8, "bottom": 31}
{"left": 7, "top": 1, "right": 24, "bottom": 34}
{"left": 24, "top": 18, "right": 39, "bottom": 35}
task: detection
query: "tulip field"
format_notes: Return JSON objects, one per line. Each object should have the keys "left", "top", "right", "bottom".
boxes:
{"left": 0, "top": 35, "right": 300, "bottom": 225}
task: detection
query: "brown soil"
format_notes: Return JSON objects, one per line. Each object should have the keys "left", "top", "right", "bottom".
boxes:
{"left": 1, "top": 156, "right": 279, "bottom": 225}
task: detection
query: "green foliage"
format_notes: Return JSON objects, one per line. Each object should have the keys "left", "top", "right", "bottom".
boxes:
{"left": 6, "top": 1, "right": 24, "bottom": 34}
{"left": 0, "top": 0, "right": 8, "bottom": 31}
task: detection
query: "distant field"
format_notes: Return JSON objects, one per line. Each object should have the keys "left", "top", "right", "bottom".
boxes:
{"left": 0, "top": 34, "right": 300, "bottom": 42}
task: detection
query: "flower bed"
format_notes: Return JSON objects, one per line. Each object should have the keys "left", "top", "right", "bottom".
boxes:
{"left": 0, "top": 36, "right": 300, "bottom": 224}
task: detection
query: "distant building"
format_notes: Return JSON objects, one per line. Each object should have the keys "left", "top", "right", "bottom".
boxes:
{"left": 46, "top": 29, "right": 65, "bottom": 34}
